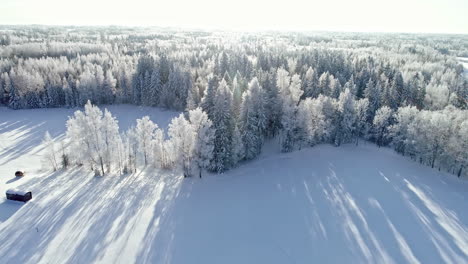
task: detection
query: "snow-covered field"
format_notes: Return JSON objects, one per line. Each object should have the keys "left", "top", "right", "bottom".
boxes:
{"left": 1, "top": 106, "right": 468, "bottom": 263}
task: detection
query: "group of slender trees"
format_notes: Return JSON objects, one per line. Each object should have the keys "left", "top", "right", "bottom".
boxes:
{"left": 43, "top": 101, "right": 215, "bottom": 177}
{"left": 2, "top": 26, "right": 466, "bottom": 177}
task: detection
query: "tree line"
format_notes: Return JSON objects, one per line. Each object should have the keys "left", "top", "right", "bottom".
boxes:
{"left": 1, "top": 26, "right": 466, "bottom": 177}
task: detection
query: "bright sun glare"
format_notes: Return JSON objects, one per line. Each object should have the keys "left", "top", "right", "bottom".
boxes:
{"left": 1, "top": 0, "right": 467, "bottom": 34}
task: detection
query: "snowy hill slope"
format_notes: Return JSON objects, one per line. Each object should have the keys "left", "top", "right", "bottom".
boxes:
{"left": 1, "top": 107, "right": 468, "bottom": 264}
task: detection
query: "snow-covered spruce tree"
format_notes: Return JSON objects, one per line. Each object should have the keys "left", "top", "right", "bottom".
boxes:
{"left": 365, "top": 79, "right": 381, "bottom": 120}
{"left": 149, "top": 69, "right": 162, "bottom": 107}
{"left": 318, "top": 72, "right": 330, "bottom": 96}
{"left": 188, "top": 108, "right": 215, "bottom": 178}
{"left": 278, "top": 69, "right": 303, "bottom": 152}
{"left": 42, "top": 131, "right": 59, "bottom": 171}
{"left": 334, "top": 88, "right": 356, "bottom": 146}
{"left": 168, "top": 114, "right": 195, "bottom": 177}
{"left": 372, "top": 106, "right": 393, "bottom": 147}
{"left": 102, "top": 70, "right": 116, "bottom": 104}
{"left": 344, "top": 77, "right": 357, "bottom": 97}
{"left": 240, "top": 77, "right": 267, "bottom": 160}
{"left": 231, "top": 75, "right": 243, "bottom": 119}
{"left": 303, "top": 67, "right": 319, "bottom": 98}
{"left": 261, "top": 72, "right": 282, "bottom": 138}
{"left": 232, "top": 123, "right": 245, "bottom": 165}
{"left": 201, "top": 75, "right": 219, "bottom": 119}
{"left": 210, "top": 79, "right": 234, "bottom": 172}
{"left": 354, "top": 98, "right": 369, "bottom": 145}
{"left": 135, "top": 116, "right": 158, "bottom": 167}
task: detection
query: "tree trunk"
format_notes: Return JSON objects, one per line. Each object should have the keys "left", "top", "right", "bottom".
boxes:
{"left": 458, "top": 166, "right": 463, "bottom": 178}
{"left": 100, "top": 157, "right": 105, "bottom": 176}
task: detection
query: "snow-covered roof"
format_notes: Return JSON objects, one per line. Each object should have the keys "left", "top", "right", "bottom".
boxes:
{"left": 6, "top": 189, "right": 30, "bottom": 196}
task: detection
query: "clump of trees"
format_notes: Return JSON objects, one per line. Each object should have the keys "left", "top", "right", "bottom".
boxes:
{"left": 59, "top": 101, "right": 214, "bottom": 177}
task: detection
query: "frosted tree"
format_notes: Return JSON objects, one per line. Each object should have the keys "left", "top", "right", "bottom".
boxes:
{"left": 189, "top": 108, "right": 215, "bottom": 178}
{"left": 102, "top": 70, "right": 116, "bottom": 104}
{"left": 278, "top": 69, "right": 303, "bottom": 152}
{"left": 151, "top": 126, "right": 165, "bottom": 168}
{"left": 365, "top": 79, "right": 381, "bottom": 119}
{"left": 334, "top": 88, "right": 355, "bottom": 146}
{"left": 149, "top": 69, "right": 162, "bottom": 106}
{"left": 410, "top": 111, "right": 451, "bottom": 168}
{"left": 210, "top": 79, "right": 234, "bottom": 172}
{"left": 66, "top": 101, "right": 115, "bottom": 176}
{"left": 240, "top": 77, "right": 267, "bottom": 160}
{"left": 168, "top": 114, "right": 195, "bottom": 177}
{"left": 135, "top": 116, "right": 158, "bottom": 166}
{"left": 424, "top": 81, "right": 450, "bottom": 110}
{"left": 231, "top": 124, "right": 245, "bottom": 165}
{"left": 201, "top": 75, "right": 218, "bottom": 119}
{"left": 43, "top": 131, "right": 59, "bottom": 171}
{"left": 263, "top": 72, "right": 282, "bottom": 137}
{"left": 101, "top": 109, "right": 121, "bottom": 172}
{"left": 123, "top": 127, "right": 138, "bottom": 173}
{"left": 448, "top": 120, "right": 468, "bottom": 177}
{"left": 318, "top": 72, "right": 330, "bottom": 96}
{"left": 304, "top": 67, "right": 319, "bottom": 98}
{"left": 298, "top": 97, "right": 327, "bottom": 146}
{"left": 354, "top": 98, "right": 369, "bottom": 145}
{"left": 372, "top": 106, "right": 393, "bottom": 147}
{"left": 388, "top": 106, "right": 419, "bottom": 155}
{"left": 344, "top": 77, "right": 357, "bottom": 96}
{"left": 232, "top": 75, "right": 243, "bottom": 118}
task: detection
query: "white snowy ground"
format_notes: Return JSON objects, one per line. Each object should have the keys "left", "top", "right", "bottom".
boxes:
{"left": 1, "top": 106, "right": 468, "bottom": 264}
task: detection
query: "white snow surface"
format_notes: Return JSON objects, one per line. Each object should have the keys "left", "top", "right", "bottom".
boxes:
{"left": 1, "top": 106, "right": 468, "bottom": 263}
{"left": 458, "top": 57, "right": 468, "bottom": 79}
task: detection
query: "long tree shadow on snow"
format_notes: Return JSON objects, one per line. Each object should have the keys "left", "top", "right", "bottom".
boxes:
{"left": 0, "top": 167, "right": 184, "bottom": 263}
{"left": 0, "top": 110, "right": 69, "bottom": 166}
{"left": 132, "top": 144, "right": 468, "bottom": 264}
{"left": 1, "top": 144, "right": 467, "bottom": 264}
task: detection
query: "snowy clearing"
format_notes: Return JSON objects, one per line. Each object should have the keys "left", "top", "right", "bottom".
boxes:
{"left": 0, "top": 104, "right": 179, "bottom": 204}
{"left": 1, "top": 107, "right": 468, "bottom": 263}
{"left": 458, "top": 57, "right": 468, "bottom": 79}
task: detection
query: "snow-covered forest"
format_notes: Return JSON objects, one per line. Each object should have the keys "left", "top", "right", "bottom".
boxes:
{"left": 1, "top": 25, "right": 467, "bottom": 177}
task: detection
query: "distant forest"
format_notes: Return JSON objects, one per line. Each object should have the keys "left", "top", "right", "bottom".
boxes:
{"left": 1, "top": 26, "right": 467, "bottom": 177}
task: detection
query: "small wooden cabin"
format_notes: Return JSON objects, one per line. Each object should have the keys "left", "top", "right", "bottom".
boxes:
{"left": 6, "top": 189, "right": 32, "bottom": 202}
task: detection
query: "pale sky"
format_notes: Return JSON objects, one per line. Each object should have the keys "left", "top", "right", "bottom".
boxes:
{"left": 1, "top": 0, "right": 467, "bottom": 34}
